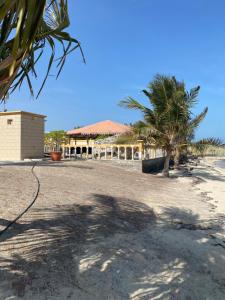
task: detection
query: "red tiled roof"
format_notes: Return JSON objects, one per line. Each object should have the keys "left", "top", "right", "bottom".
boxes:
{"left": 67, "top": 120, "right": 131, "bottom": 136}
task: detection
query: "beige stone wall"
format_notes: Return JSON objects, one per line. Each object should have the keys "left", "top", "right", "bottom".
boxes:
{"left": 0, "top": 112, "right": 45, "bottom": 161}
{"left": 20, "top": 114, "right": 45, "bottom": 160}
{"left": 0, "top": 114, "right": 22, "bottom": 160}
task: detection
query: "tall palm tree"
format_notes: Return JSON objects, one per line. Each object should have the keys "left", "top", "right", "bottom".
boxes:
{"left": 119, "top": 74, "right": 204, "bottom": 177}
{"left": 0, "top": 0, "right": 84, "bottom": 101}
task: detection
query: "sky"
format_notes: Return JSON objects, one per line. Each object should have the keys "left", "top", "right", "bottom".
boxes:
{"left": 3, "top": 0, "right": 225, "bottom": 140}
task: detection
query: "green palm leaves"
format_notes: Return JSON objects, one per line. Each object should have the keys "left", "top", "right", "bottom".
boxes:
{"left": 120, "top": 74, "right": 199, "bottom": 145}
{"left": 0, "top": 0, "right": 84, "bottom": 100}
{"left": 119, "top": 74, "right": 209, "bottom": 176}
{"left": 191, "top": 138, "right": 224, "bottom": 156}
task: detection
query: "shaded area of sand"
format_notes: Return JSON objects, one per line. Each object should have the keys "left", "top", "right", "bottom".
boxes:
{"left": 0, "top": 160, "right": 225, "bottom": 299}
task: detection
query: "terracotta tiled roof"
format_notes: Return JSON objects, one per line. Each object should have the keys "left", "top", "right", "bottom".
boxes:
{"left": 67, "top": 120, "right": 131, "bottom": 136}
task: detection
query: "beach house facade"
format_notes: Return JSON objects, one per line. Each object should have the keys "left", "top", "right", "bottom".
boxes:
{"left": 60, "top": 120, "right": 163, "bottom": 160}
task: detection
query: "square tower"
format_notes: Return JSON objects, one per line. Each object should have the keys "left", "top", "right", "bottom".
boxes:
{"left": 0, "top": 111, "right": 46, "bottom": 161}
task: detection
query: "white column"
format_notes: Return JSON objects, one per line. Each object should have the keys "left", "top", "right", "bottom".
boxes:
{"left": 105, "top": 148, "right": 107, "bottom": 160}
{"left": 111, "top": 147, "right": 113, "bottom": 159}
{"left": 131, "top": 147, "right": 134, "bottom": 160}
{"left": 99, "top": 148, "right": 101, "bottom": 159}
{"left": 62, "top": 146, "right": 65, "bottom": 159}
{"left": 118, "top": 147, "right": 120, "bottom": 159}
{"left": 149, "top": 148, "right": 152, "bottom": 158}
{"left": 125, "top": 147, "right": 127, "bottom": 160}
{"left": 144, "top": 148, "right": 146, "bottom": 159}
{"left": 139, "top": 147, "right": 142, "bottom": 160}
{"left": 74, "top": 147, "right": 77, "bottom": 159}
{"left": 87, "top": 140, "right": 89, "bottom": 159}
{"left": 69, "top": 147, "right": 71, "bottom": 159}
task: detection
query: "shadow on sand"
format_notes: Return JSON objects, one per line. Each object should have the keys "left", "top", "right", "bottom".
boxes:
{"left": 193, "top": 171, "right": 225, "bottom": 182}
{"left": 0, "top": 194, "right": 225, "bottom": 299}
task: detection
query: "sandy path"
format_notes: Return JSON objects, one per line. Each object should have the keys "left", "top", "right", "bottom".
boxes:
{"left": 0, "top": 160, "right": 225, "bottom": 299}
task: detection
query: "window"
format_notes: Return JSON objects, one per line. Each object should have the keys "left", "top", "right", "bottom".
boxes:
{"left": 7, "top": 119, "right": 13, "bottom": 125}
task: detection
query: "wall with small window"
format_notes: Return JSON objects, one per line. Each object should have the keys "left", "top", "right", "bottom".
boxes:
{"left": 7, "top": 119, "right": 13, "bottom": 125}
{"left": 0, "top": 111, "right": 45, "bottom": 161}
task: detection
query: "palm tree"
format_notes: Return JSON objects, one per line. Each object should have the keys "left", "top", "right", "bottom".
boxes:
{"left": 173, "top": 105, "right": 208, "bottom": 169}
{"left": 191, "top": 138, "right": 224, "bottom": 157}
{"left": 0, "top": 0, "right": 84, "bottom": 101}
{"left": 119, "top": 74, "right": 204, "bottom": 177}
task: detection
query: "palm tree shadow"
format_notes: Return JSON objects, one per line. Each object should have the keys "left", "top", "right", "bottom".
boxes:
{"left": 194, "top": 172, "right": 225, "bottom": 182}
{"left": 125, "top": 207, "right": 225, "bottom": 299}
{"left": 0, "top": 196, "right": 225, "bottom": 299}
{"left": 0, "top": 194, "right": 156, "bottom": 298}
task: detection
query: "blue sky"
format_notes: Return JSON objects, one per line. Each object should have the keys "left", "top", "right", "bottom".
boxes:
{"left": 3, "top": 0, "right": 225, "bottom": 139}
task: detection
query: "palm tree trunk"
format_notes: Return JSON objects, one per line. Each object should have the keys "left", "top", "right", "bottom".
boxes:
{"left": 162, "top": 149, "right": 172, "bottom": 177}
{"left": 174, "top": 147, "right": 180, "bottom": 169}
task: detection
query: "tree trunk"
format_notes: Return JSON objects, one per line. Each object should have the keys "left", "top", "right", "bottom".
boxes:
{"left": 162, "top": 150, "right": 171, "bottom": 177}
{"left": 174, "top": 147, "right": 180, "bottom": 169}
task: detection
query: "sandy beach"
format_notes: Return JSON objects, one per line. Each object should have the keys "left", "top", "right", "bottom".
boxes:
{"left": 195, "top": 157, "right": 225, "bottom": 215}
{"left": 0, "top": 158, "right": 225, "bottom": 299}
{"left": 178, "top": 157, "right": 225, "bottom": 215}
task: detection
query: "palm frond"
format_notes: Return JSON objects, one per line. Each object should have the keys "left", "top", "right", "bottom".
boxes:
{"left": 189, "top": 107, "right": 208, "bottom": 129}
{"left": 185, "top": 86, "right": 200, "bottom": 107}
{"left": 194, "top": 137, "right": 224, "bottom": 147}
{"left": 119, "top": 97, "right": 146, "bottom": 110}
{"left": 0, "top": 0, "right": 84, "bottom": 100}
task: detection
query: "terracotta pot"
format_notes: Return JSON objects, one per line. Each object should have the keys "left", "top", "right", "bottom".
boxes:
{"left": 50, "top": 151, "right": 62, "bottom": 161}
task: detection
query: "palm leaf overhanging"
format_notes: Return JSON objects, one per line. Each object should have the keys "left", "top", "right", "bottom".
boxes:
{"left": 0, "top": 0, "right": 84, "bottom": 100}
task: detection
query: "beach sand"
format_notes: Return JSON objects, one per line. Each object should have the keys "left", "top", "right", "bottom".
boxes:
{"left": 194, "top": 157, "right": 225, "bottom": 215}
{"left": 177, "top": 157, "right": 225, "bottom": 215}
{"left": 0, "top": 159, "right": 225, "bottom": 299}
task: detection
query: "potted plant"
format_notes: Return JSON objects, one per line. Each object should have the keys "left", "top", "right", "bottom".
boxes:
{"left": 45, "top": 130, "right": 68, "bottom": 161}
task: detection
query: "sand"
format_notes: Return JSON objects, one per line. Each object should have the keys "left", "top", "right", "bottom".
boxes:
{"left": 193, "top": 157, "right": 225, "bottom": 215}
{"left": 0, "top": 159, "right": 225, "bottom": 299}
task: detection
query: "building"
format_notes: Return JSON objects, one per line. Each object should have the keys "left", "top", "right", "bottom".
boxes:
{"left": 0, "top": 111, "right": 45, "bottom": 161}
{"left": 63, "top": 120, "right": 152, "bottom": 160}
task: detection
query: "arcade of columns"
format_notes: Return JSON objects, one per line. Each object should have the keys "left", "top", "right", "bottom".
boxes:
{"left": 61, "top": 142, "right": 162, "bottom": 160}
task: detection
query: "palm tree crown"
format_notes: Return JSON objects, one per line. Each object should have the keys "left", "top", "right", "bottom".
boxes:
{"left": 119, "top": 74, "right": 208, "bottom": 176}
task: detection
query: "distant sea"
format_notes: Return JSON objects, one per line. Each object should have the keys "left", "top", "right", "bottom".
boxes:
{"left": 214, "top": 159, "right": 225, "bottom": 170}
